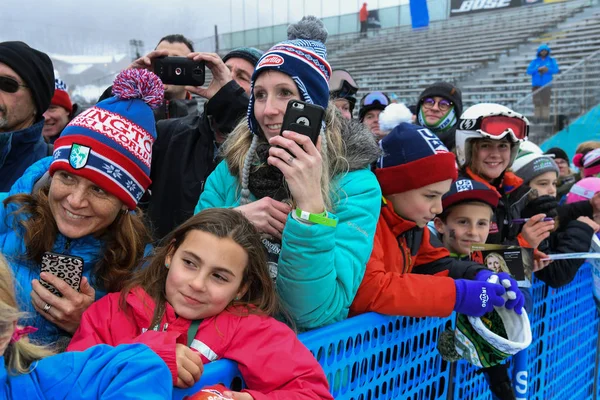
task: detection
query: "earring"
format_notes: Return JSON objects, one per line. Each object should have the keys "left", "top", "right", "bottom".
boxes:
{"left": 165, "top": 263, "right": 169, "bottom": 268}
{"left": 235, "top": 296, "right": 240, "bottom": 301}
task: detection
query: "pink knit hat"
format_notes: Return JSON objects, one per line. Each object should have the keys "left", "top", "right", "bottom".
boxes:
{"left": 573, "top": 148, "right": 600, "bottom": 178}
{"left": 566, "top": 177, "right": 600, "bottom": 204}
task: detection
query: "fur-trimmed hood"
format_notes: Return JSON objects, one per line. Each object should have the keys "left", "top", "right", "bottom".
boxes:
{"left": 340, "top": 118, "right": 382, "bottom": 171}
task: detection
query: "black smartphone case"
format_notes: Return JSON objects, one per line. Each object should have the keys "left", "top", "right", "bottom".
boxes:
{"left": 153, "top": 56, "right": 205, "bottom": 86}
{"left": 40, "top": 252, "right": 85, "bottom": 297}
{"left": 280, "top": 100, "right": 325, "bottom": 145}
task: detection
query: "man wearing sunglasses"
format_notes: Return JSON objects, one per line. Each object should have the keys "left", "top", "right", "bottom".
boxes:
{"left": 416, "top": 82, "right": 463, "bottom": 151}
{"left": 0, "top": 41, "right": 54, "bottom": 192}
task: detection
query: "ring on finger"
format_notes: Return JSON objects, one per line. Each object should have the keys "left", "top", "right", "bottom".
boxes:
{"left": 43, "top": 303, "right": 52, "bottom": 313}
{"left": 287, "top": 155, "right": 294, "bottom": 164}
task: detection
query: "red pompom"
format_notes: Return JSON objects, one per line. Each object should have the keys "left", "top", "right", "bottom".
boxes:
{"left": 112, "top": 69, "right": 164, "bottom": 109}
{"left": 184, "top": 385, "right": 233, "bottom": 400}
{"left": 573, "top": 153, "right": 584, "bottom": 168}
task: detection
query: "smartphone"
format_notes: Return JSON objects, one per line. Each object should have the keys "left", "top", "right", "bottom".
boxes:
{"left": 153, "top": 56, "right": 205, "bottom": 86}
{"left": 40, "top": 252, "right": 84, "bottom": 297}
{"left": 280, "top": 100, "right": 325, "bottom": 145}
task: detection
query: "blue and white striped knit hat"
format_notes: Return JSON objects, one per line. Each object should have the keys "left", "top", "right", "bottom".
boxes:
{"left": 247, "top": 16, "right": 332, "bottom": 136}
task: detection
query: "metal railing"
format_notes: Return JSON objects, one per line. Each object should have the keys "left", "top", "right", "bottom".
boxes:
{"left": 510, "top": 47, "right": 600, "bottom": 142}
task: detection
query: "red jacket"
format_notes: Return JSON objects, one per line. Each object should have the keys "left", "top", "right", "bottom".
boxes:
{"left": 68, "top": 288, "right": 333, "bottom": 400}
{"left": 359, "top": 5, "right": 368, "bottom": 22}
{"left": 350, "top": 199, "right": 483, "bottom": 318}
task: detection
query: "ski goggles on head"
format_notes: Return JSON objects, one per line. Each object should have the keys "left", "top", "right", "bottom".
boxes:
{"left": 459, "top": 115, "right": 529, "bottom": 141}
{"left": 329, "top": 69, "right": 359, "bottom": 98}
{"left": 361, "top": 91, "right": 390, "bottom": 108}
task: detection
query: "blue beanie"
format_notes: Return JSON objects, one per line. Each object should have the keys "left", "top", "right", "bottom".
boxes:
{"left": 247, "top": 16, "right": 332, "bottom": 136}
{"left": 50, "top": 69, "right": 164, "bottom": 210}
{"left": 442, "top": 179, "right": 499, "bottom": 210}
{"left": 376, "top": 123, "right": 458, "bottom": 195}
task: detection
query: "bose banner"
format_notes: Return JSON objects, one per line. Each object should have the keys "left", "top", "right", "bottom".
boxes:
{"left": 450, "top": 0, "right": 520, "bottom": 16}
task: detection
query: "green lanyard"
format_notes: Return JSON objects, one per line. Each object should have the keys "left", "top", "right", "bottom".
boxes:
{"left": 187, "top": 319, "right": 202, "bottom": 347}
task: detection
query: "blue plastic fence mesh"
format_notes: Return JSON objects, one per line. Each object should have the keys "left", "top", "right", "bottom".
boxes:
{"left": 173, "top": 264, "right": 599, "bottom": 400}
{"left": 453, "top": 263, "right": 600, "bottom": 400}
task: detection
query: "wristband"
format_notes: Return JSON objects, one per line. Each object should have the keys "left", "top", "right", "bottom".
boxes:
{"left": 294, "top": 208, "right": 338, "bottom": 228}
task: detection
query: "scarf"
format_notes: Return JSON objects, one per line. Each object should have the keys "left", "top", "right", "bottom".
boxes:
{"left": 418, "top": 107, "right": 457, "bottom": 133}
{"left": 247, "top": 143, "right": 291, "bottom": 281}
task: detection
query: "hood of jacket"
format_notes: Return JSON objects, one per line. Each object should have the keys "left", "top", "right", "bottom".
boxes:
{"left": 340, "top": 118, "right": 382, "bottom": 171}
{"left": 537, "top": 44, "right": 551, "bottom": 56}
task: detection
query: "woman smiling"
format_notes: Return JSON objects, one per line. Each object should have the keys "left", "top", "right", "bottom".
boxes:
{"left": 195, "top": 17, "right": 382, "bottom": 330}
{"left": 0, "top": 69, "right": 162, "bottom": 345}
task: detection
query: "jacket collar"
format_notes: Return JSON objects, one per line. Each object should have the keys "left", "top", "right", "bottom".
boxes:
{"left": 127, "top": 287, "right": 192, "bottom": 331}
{"left": 380, "top": 197, "right": 418, "bottom": 237}
{"left": 7, "top": 119, "right": 45, "bottom": 146}
{"left": 464, "top": 167, "right": 523, "bottom": 195}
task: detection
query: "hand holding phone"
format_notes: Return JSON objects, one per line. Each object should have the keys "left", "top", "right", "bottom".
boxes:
{"left": 153, "top": 56, "right": 205, "bottom": 86}
{"left": 280, "top": 100, "right": 325, "bottom": 145}
{"left": 40, "top": 252, "right": 84, "bottom": 297}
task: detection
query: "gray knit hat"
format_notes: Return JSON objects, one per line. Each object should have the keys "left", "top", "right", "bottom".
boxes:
{"left": 513, "top": 155, "right": 559, "bottom": 185}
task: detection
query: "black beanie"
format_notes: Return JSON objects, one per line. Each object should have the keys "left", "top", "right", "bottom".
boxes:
{"left": 417, "top": 81, "right": 463, "bottom": 117}
{"left": 544, "top": 147, "right": 569, "bottom": 163}
{"left": 0, "top": 41, "right": 54, "bottom": 120}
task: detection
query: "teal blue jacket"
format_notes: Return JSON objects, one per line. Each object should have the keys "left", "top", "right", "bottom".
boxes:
{"left": 195, "top": 160, "right": 381, "bottom": 330}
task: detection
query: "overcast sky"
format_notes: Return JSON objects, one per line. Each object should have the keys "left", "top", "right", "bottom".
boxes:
{"left": 1, "top": 0, "right": 408, "bottom": 55}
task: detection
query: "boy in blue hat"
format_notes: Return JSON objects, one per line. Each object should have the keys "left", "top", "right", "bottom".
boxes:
{"left": 433, "top": 178, "right": 500, "bottom": 259}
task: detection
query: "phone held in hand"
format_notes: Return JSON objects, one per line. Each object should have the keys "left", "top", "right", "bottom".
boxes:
{"left": 280, "top": 100, "right": 325, "bottom": 145}
{"left": 40, "top": 252, "right": 84, "bottom": 297}
{"left": 153, "top": 56, "right": 205, "bottom": 86}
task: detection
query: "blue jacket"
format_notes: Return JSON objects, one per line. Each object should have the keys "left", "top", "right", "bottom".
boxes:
{"left": 0, "top": 344, "right": 172, "bottom": 399}
{"left": 0, "top": 120, "right": 51, "bottom": 192}
{"left": 0, "top": 157, "right": 108, "bottom": 345}
{"left": 195, "top": 160, "right": 381, "bottom": 330}
{"left": 527, "top": 44, "right": 560, "bottom": 87}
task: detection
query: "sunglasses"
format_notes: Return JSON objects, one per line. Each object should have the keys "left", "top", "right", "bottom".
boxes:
{"left": 361, "top": 91, "right": 389, "bottom": 107}
{"left": 421, "top": 97, "right": 453, "bottom": 112}
{"left": 460, "top": 115, "right": 529, "bottom": 141}
{"left": 0, "top": 76, "right": 27, "bottom": 93}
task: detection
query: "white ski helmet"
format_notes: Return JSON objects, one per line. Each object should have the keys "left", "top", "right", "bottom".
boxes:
{"left": 455, "top": 103, "right": 529, "bottom": 168}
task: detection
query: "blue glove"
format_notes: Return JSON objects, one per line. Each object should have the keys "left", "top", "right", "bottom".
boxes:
{"left": 454, "top": 278, "right": 506, "bottom": 317}
{"left": 497, "top": 272, "right": 525, "bottom": 315}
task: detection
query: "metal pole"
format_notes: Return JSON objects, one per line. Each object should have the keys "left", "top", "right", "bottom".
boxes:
{"left": 243, "top": 0, "right": 246, "bottom": 47}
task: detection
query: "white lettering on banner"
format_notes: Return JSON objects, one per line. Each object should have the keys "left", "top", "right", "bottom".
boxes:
{"left": 69, "top": 107, "right": 154, "bottom": 168}
{"left": 515, "top": 371, "right": 528, "bottom": 394}
{"left": 417, "top": 128, "right": 449, "bottom": 154}
{"left": 454, "top": 0, "right": 512, "bottom": 13}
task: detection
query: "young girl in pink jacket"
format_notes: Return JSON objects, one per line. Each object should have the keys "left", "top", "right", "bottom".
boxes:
{"left": 68, "top": 208, "right": 332, "bottom": 400}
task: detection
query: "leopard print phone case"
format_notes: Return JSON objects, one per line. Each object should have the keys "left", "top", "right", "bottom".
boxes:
{"left": 40, "top": 252, "right": 84, "bottom": 297}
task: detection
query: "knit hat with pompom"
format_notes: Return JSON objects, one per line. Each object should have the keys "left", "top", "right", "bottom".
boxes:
{"left": 247, "top": 15, "right": 332, "bottom": 136}
{"left": 49, "top": 69, "right": 164, "bottom": 209}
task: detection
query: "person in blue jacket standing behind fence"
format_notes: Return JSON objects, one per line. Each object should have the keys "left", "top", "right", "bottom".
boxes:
{"left": 526, "top": 43, "right": 559, "bottom": 121}
{"left": 195, "top": 16, "right": 382, "bottom": 331}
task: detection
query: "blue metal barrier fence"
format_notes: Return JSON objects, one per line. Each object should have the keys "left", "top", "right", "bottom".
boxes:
{"left": 173, "top": 263, "right": 599, "bottom": 400}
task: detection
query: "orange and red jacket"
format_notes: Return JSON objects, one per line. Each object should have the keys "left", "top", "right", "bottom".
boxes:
{"left": 350, "top": 199, "right": 484, "bottom": 318}
{"left": 359, "top": 6, "right": 368, "bottom": 22}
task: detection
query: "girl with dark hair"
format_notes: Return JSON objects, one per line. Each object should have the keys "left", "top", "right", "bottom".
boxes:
{"left": 67, "top": 208, "right": 333, "bottom": 399}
